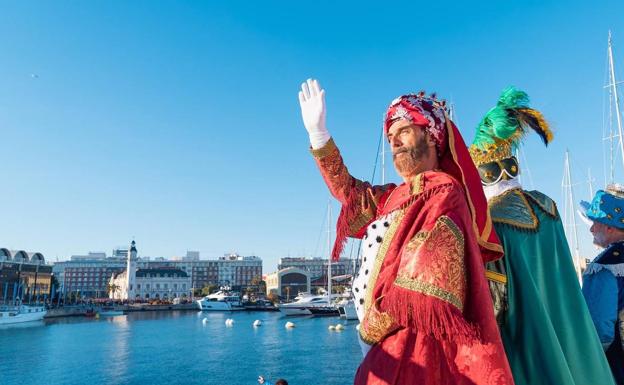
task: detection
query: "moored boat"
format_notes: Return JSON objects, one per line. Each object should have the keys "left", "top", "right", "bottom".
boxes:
{"left": 197, "top": 287, "right": 244, "bottom": 311}
{"left": 0, "top": 305, "right": 47, "bottom": 325}
{"left": 278, "top": 293, "right": 340, "bottom": 316}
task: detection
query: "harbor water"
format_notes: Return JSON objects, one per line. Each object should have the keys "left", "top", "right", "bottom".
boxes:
{"left": 0, "top": 311, "right": 361, "bottom": 385}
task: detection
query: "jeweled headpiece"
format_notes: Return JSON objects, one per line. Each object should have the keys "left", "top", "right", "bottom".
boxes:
{"left": 384, "top": 91, "right": 449, "bottom": 153}
{"left": 468, "top": 87, "right": 552, "bottom": 166}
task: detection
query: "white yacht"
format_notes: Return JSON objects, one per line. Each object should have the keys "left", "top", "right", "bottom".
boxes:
{"left": 0, "top": 305, "right": 47, "bottom": 325}
{"left": 196, "top": 288, "right": 244, "bottom": 311}
{"left": 278, "top": 293, "right": 340, "bottom": 316}
{"left": 337, "top": 299, "right": 358, "bottom": 320}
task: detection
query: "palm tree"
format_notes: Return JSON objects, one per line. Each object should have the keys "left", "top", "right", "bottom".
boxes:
{"left": 107, "top": 283, "right": 120, "bottom": 300}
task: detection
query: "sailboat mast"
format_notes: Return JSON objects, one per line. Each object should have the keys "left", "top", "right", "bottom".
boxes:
{"left": 563, "top": 150, "right": 582, "bottom": 282}
{"left": 608, "top": 31, "right": 624, "bottom": 173}
{"left": 327, "top": 202, "right": 332, "bottom": 299}
{"left": 381, "top": 130, "right": 386, "bottom": 185}
{"left": 588, "top": 168, "right": 594, "bottom": 198}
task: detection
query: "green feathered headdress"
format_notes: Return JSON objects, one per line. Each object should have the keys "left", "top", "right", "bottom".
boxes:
{"left": 469, "top": 86, "right": 553, "bottom": 166}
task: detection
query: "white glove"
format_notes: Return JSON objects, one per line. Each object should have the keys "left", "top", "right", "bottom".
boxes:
{"left": 298, "top": 78, "right": 331, "bottom": 149}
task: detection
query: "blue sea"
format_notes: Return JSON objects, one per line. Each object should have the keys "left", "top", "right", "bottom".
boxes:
{"left": 0, "top": 311, "right": 361, "bottom": 385}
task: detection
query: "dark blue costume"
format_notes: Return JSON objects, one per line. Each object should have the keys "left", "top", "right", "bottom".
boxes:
{"left": 582, "top": 187, "right": 624, "bottom": 385}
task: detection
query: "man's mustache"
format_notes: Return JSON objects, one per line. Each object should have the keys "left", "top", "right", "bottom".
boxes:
{"left": 392, "top": 147, "right": 409, "bottom": 158}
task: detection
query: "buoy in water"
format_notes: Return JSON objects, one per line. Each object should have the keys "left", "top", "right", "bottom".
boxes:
{"left": 225, "top": 318, "right": 235, "bottom": 327}
{"left": 335, "top": 324, "right": 345, "bottom": 331}
{"left": 253, "top": 320, "right": 262, "bottom": 327}
{"left": 285, "top": 321, "right": 295, "bottom": 328}
{"left": 202, "top": 318, "right": 208, "bottom": 325}
{"left": 328, "top": 325, "right": 336, "bottom": 331}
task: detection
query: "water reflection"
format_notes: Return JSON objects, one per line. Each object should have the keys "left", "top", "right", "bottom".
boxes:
{"left": 105, "top": 314, "right": 130, "bottom": 384}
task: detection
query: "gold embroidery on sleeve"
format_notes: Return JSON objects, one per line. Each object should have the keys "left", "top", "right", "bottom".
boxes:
{"left": 359, "top": 296, "right": 400, "bottom": 345}
{"left": 393, "top": 215, "right": 467, "bottom": 311}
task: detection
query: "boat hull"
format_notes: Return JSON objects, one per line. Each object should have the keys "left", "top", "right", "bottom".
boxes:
{"left": 278, "top": 306, "right": 313, "bottom": 316}
{"left": 0, "top": 306, "right": 47, "bottom": 325}
{"left": 338, "top": 301, "right": 358, "bottom": 320}
{"left": 308, "top": 306, "right": 339, "bottom": 317}
{"left": 197, "top": 299, "right": 244, "bottom": 311}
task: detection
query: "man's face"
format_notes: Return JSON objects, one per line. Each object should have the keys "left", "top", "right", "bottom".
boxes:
{"left": 387, "top": 120, "right": 431, "bottom": 178}
{"left": 589, "top": 221, "right": 621, "bottom": 248}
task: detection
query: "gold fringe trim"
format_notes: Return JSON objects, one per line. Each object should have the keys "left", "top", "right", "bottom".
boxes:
{"left": 394, "top": 273, "right": 464, "bottom": 311}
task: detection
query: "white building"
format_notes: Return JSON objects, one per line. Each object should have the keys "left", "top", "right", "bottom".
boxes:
{"left": 265, "top": 267, "right": 310, "bottom": 299}
{"left": 109, "top": 240, "right": 138, "bottom": 300}
{"left": 108, "top": 241, "right": 192, "bottom": 301}
{"left": 55, "top": 244, "right": 263, "bottom": 298}
{"left": 133, "top": 268, "right": 191, "bottom": 300}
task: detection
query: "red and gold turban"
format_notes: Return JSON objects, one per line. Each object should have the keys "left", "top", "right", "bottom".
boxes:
{"left": 384, "top": 92, "right": 448, "bottom": 153}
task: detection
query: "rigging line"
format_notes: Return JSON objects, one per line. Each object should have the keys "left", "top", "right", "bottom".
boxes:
{"left": 518, "top": 146, "right": 535, "bottom": 190}
{"left": 342, "top": 125, "right": 385, "bottom": 263}
{"left": 569, "top": 155, "right": 596, "bottom": 197}
{"left": 312, "top": 200, "right": 329, "bottom": 259}
{"left": 603, "top": 48, "right": 610, "bottom": 187}
{"left": 371, "top": 126, "right": 383, "bottom": 183}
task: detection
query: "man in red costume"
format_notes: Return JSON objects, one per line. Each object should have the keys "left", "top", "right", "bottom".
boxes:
{"left": 298, "top": 79, "right": 514, "bottom": 385}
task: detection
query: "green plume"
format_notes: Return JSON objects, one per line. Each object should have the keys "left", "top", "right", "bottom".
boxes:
{"left": 472, "top": 87, "right": 535, "bottom": 150}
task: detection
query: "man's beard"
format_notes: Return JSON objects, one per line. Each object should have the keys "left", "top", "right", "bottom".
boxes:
{"left": 392, "top": 139, "right": 429, "bottom": 176}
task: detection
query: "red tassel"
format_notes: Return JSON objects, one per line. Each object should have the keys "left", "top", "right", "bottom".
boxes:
{"left": 331, "top": 189, "right": 362, "bottom": 261}
{"left": 382, "top": 284, "right": 481, "bottom": 345}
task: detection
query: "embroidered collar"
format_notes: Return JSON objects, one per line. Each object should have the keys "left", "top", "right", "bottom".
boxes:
{"left": 584, "top": 261, "right": 624, "bottom": 277}
{"left": 595, "top": 240, "right": 624, "bottom": 265}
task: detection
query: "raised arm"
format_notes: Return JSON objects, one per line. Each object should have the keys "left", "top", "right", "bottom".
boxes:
{"left": 298, "top": 79, "right": 393, "bottom": 237}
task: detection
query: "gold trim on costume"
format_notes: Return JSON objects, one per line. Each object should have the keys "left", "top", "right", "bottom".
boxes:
{"left": 485, "top": 270, "right": 507, "bottom": 284}
{"left": 310, "top": 138, "right": 337, "bottom": 158}
{"left": 410, "top": 173, "right": 424, "bottom": 195}
{"left": 359, "top": 296, "right": 399, "bottom": 345}
{"left": 489, "top": 189, "right": 539, "bottom": 230}
{"left": 363, "top": 210, "right": 405, "bottom": 315}
{"left": 446, "top": 117, "right": 503, "bottom": 255}
{"left": 394, "top": 274, "right": 464, "bottom": 311}
{"left": 468, "top": 140, "right": 514, "bottom": 166}
{"left": 524, "top": 190, "right": 558, "bottom": 219}
{"left": 393, "top": 215, "right": 467, "bottom": 312}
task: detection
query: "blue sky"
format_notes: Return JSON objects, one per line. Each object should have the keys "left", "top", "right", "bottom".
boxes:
{"left": 0, "top": 1, "right": 623, "bottom": 269}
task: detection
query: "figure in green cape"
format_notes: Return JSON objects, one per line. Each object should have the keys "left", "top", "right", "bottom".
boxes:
{"left": 469, "top": 87, "right": 615, "bottom": 385}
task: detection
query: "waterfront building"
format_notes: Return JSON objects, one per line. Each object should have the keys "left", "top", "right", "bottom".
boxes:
{"left": 110, "top": 267, "right": 191, "bottom": 301}
{"left": 277, "top": 257, "right": 353, "bottom": 280}
{"left": 54, "top": 246, "right": 263, "bottom": 298}
{"left": 265, "top": 267, "right": 310, "bottom": 299}
{"left": 147, "top": 253, "right": 262, "bottom": 290}
{"left": 53, "top": 253, "right": 126, "bottom": 298}
{"left": 0, "top": 248, "right": 52, "bottom": 303}
{"left": 108, "top": 240, "right": 191, "bottom": 300}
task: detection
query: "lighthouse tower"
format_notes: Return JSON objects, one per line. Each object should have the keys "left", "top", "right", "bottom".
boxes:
{"left": 126, "top": 240, "right": 138, "bottom": 299}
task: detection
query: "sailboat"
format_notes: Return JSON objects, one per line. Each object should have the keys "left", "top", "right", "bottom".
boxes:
{"left": 570, "top": 31, "right": 624, "bottom": 281}
{"left": 278, "top": 203, "right": 340, "bottom": 317}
